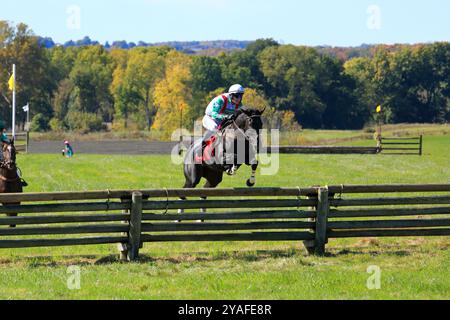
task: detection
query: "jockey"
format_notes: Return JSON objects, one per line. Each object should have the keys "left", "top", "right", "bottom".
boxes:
{"left": 0, "top": 121, "right": 9, "bottom": 161}
{"left": 199, "top": 84, "right": 245, "bottom": 175}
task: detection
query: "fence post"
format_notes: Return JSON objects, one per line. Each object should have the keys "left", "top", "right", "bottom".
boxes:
{"left": 303, "top": 189, "right": 318, "bottom": 255}
{"left": 314, "top": 187, "right": 329, "bottom": 256}
{"left": 25, "top": 131, "right": 29, "bottom": 153}
{"left": 127, "top": 192, "right": 143, "bottom": 261}
{"left": 419, "top": 135, "right": 423, "bottom": 156}
{"left": 118, "top": 197, "right": 131, "bottom": 261}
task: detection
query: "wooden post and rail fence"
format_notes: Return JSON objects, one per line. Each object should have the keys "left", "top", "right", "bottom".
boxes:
{"left": 379, "top": 135, "right": 423, "bottom": 156}
{"left": 261, "top": 135, "right": 423, "bottom": 155}
{"left": 183, "top": 134, "right": 424, "bottom": 156}
{"left": 0, "top": 183, "right": 449, "bottom": 261}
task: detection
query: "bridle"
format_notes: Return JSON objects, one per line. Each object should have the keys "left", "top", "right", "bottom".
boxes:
{"left": 229, "top": 113, "right": 262, "bottom": 142}
{"left": 0, "top": 144, "right": 20, "bottom": 182}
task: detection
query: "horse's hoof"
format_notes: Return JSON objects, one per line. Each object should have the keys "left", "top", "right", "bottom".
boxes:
{"left": 246, "top": 179, "right": 255, "bottom": 188}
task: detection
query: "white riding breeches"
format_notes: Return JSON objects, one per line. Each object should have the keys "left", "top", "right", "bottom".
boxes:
{"left": 202, "top": 115, "right": 219, "bottom": 132}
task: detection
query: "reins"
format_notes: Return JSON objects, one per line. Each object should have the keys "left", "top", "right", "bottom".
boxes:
{"left": 0, "top": 174, "right": 20, "bottom": 183}
{"left": 0, "top": 162, "right": 20, "bottom": 183}
{"left": 231, "top": 119, "right": 252, "bottom": 142}
{"left": 229, "top": 113, "right": 262, "bottom": 142}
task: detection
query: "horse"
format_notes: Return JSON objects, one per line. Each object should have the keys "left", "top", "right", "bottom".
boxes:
{"left": 179, "top": 107, "right": 264, "bottom": 214}
{"left": 0, "top": 140, "right": 23, "bottom": 228}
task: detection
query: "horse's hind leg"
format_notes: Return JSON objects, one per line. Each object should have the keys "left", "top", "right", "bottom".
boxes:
{"left": 200, "top": 181, "right": 212, "bottom": 214}
{"left": 178, "top": 181, "right": 191, "bottom": 215}
{"left": 201, "top": 173, "right": 223, "bottom": 215}
{"left": 178, "top": 166, "right": 202, "bottom": 216}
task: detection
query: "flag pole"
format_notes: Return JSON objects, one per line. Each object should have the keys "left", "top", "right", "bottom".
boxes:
{"left": 12, "top": 64, "right": 16, "bottom": 140}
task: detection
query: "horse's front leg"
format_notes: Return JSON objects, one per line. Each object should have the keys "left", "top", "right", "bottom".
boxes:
{"left": 179, "top": 163, "right": 202, "bottom": 215}
{"left": 246, "top": 163, "right": 258, "bottom": 187}
{"left": 2, "top": 201, "right": 20, "bottom": 228}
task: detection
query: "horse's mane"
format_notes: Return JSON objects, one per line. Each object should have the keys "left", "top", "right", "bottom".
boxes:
{"left": 237, "top": 106, "right": 262, "bottom": 117}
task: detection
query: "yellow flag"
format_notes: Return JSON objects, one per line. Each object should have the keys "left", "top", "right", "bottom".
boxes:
{"left": 376, "top": 105, "right": 382, "bottom": 113}
{"left": 8, "top": 74, "right": 14, "bottom": 91}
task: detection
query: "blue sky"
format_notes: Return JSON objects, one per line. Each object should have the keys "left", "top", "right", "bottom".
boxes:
{"left": 1, "top": 0, "right": 449, "bottom": 46}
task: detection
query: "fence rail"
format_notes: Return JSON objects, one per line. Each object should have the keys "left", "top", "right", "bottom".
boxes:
{"left": 380, "top": 135, "right": 423, "bottom": 155}
{"left": 0, "top": 183, "right": 449, "bottom": 260}
{"left": 270, "top": 146, "right": 380, "bottom": 155}
{"left": 6, "top": 131, "right": 29, "bottom": 153}
{"left": 264, "top": 135, "right": 424, "bottom": 156}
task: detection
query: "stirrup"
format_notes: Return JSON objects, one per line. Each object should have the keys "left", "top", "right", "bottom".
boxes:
{"left": 21, "top": 179, "right": 28, "bottom": 187}
{"left": 226, "top": 165, "right": 237, "bottom": 176}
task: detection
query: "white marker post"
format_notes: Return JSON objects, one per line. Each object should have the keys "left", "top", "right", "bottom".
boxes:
{"left": 23, "top": 103, "right": 30, "bottom": 131}
{"left": 12, "top": 64, "right": 16, "bottom": 140}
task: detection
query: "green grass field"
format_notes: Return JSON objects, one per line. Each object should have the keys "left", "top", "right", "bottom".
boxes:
{"left": 0, "top": 132, "right": 449, "bottom": 300}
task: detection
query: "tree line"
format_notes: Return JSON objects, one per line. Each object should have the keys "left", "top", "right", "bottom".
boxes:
{"left": 0, "top": 21, "right": 449, "bottom": 137}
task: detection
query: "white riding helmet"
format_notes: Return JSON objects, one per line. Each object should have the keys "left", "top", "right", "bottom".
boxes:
{"left": 228, "top": 84, "right": 245, "bottom": 95}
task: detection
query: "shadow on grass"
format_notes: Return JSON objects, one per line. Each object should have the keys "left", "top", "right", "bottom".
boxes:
{"left": 0, "top": 254, "right": 123, "bottom": 268}
{"left": 5, "top": 249, "right": 308, "bottom": 267}
{"left": 2, "top": 245, "right": 418, "bottom": 268}
{"left": 134, "top": 248, "right": 319, "bottom": 266}
{"left": 331, "top": 248, "right": 412, "bottom": 257}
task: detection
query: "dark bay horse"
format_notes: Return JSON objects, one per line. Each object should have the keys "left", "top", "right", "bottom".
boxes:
{"left": 0, "top": 140, "right": 23, "bottom": 228}
{"left": 179, "top": 107, "right": 264, "bottom": 214}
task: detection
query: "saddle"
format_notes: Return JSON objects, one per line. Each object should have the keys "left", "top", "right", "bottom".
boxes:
{"left": 195, "top": 135, "right": 218, "bottom": 164}
{"left": 194, "top": 118, "right": 234, "bottom": 164}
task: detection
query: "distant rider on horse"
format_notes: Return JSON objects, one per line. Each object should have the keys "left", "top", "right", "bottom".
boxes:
{"left": 0, "top": 121, "right": 27, "bottom": 187}
{"left": 199, "top": 84, "right": 245, "bottom": 175}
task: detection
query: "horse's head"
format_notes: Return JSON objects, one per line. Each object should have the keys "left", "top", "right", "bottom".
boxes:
{"left": 234, "top": 107, "right": 265, "bottom": 132}
{"left": 2, "top": 139, "right": 17, "bottom": 170}
{"left": 221, "top": 107, "right": 265, "bottom": 167}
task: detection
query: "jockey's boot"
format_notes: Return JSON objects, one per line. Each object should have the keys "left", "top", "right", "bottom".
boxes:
{"left": 16, "top": 169, "right": 28, "bottom": 187}
{"left": 195, "top": 130, "right": 216, "bottom": 162}
{"left": 194, "top": 141, "right": 206, "bottom": 163}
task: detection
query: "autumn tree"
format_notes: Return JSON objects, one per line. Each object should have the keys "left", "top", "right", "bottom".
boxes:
{"left": 110, "top": 47, "right": 169, "bottom": 129}
{"left": 67, "top": 45, "right": 114, "bottom": 127}
{"left": 243, "top": 88, "right": 299, "bottom": 131}
{"left": 0, "top": 21, "right": 56, "bottom": 130}
{"left": 152, "top": 51, "right": 193, "bottom": 137}
{"left": 259, "top": 45, "right": 361, "bottom": 129}
{"left": 189, "top": 56, "right": 224, "bottom": 121}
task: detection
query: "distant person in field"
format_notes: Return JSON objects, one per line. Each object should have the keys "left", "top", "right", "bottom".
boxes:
{"left": 198, "top": 84, "right": 245, "bottom": 175}
{"left": 62, "top": 140, "right": 74, "bottom": 158}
